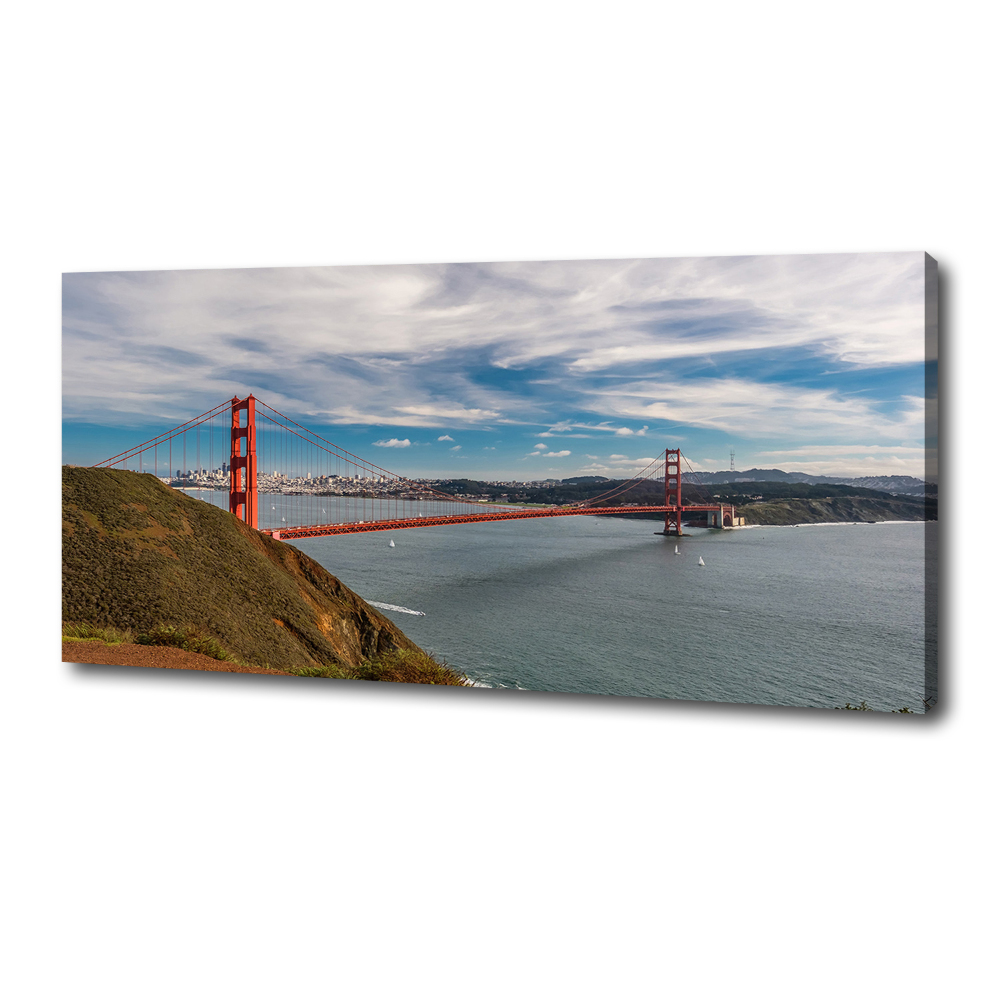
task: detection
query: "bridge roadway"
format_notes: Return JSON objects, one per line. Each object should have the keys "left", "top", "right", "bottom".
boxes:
{"left": 266, "top": 503, "right": 734, "bottom": 540}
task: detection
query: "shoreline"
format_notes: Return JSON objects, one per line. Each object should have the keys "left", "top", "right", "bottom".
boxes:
{"left": 729, "top": 519, "right": 932, "bottom": 529}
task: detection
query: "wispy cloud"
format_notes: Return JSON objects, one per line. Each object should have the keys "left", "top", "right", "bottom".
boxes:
{"left": 579, "top": 453, "right": 658, "bottom": 474}
{"left": 748, "top": 443, "right": 929, "bottom": 477}
{"left": 538, "top": 420, "right": 651, "bottom": 439}
{"left": 585, "top": 379, "right": 925, "bottom": 444}
{"left": 62, "top": 253, "right": 925, "bottom": 425}
{"left": 390, "top": 403, "right": 503, "bottom": 427}
{"left": 373, "top": 438, "right": 411, "bottom": 448}
{"left": 756, "top": 444, "right": 925, "bottom": 458}
{"left": 61, "top": 253, "right": 930, "bottom": 480}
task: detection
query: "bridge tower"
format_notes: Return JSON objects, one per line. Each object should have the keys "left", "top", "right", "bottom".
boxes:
{"left": 229, "top": 394, "right": 258, "bottom": 528}
{"left": 663, "top": 448, "right": 682, "bottom": 536}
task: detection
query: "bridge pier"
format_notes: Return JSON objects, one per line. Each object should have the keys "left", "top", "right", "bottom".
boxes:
{"left": 705, "top": 505, "right": 744, "bottom": 528}
{"left": 655, "top": 512, "right": 683, "bottom": 536}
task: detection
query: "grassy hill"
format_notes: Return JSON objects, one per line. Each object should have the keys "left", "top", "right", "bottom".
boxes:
{"left": 736, "top": 495, "right": 934, "bottom": 525}
{"left": 62, "top": 466, "right": 466, "bottom": 683}
{"left": 690, "top": 481, "right": 923, "bottom": 504}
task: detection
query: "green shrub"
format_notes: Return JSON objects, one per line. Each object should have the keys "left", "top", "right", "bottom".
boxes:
{"left": 134, "top": 624, "right": 232, "bottom": 662}
{"left": 286, "top": 649, "right": 468, "bottom": 686}
{"left": 62, "top": 622, "right": 135, "bottom": 644}
{"left": 283, "top": 664, "right": 353, "bottom": 680}
{"left": 349, "top": 649, "right": 469, "bottom": 685}
{"left": 64, "top": 617, "right": 468, "bottom": 685}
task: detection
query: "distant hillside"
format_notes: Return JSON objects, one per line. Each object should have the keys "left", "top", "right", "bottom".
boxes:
{"left": 62, "top": 467, "right": 453, "bottom": 678}
{"left": 430, "top": 474, "right": 930, "bottom": 509}
{"left": 685, "top": 469, "right": 934, "bottom": 496}
{"left": 737, "top": 496, "right": 935, "bottom": 525}
{"left": 692, "top": 481, "right": 930, "bottom": 505}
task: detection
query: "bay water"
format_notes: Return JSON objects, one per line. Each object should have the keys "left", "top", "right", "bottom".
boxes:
{"left": 186, "top": 490, "right": 934, "bottom": 711}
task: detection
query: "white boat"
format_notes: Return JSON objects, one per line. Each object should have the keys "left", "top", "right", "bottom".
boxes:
{"left": 388, "top": 539, "right": 395, "bottom": 547}
{"left": 698, "top": 556, "right": 705, "bottom": 566}
{"left": 674, "top": 545, "right": 680, "bottom": 554}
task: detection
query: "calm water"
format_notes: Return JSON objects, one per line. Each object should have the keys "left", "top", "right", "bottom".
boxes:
{"left": 186, "top": 490, "right": 934, "bottom": 711}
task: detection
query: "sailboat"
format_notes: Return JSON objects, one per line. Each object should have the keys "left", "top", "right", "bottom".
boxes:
{"left": 674, "top": 545, "right": 680, "bottom": 554}
{"left": 388, "top": 539, "right": 395, "bottom": 548}
{"left": 698, "top": 556, "right": 705, "bottom": 566}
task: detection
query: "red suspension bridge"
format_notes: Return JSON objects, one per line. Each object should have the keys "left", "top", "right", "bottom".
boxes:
{"left": 95, "top": 395, "right": 739, "bottom": 538}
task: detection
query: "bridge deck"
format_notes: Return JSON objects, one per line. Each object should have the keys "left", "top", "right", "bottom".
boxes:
{"left": 269, "top": 504, "right": 733, "bottom": 540}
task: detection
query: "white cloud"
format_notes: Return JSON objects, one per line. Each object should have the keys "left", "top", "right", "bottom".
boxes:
{"left": 538, "top": 420, "right": 652, "bottom": 439}
{"left": 747, "top": 443, "right": 930, "bottom": 478}
{"left": 579, "top": 453, "right": 659, "bottom": 474}
{"left": 437, "top": 434, "right": 454, "bottom": 441}
{"left": 449, "top": 445, "right": 461, "bottom": 451}
{"left": 750, "top": 455, "right": 928, "bottom": 478}
{"left": 373, "top": 438, "right": 411, "bottom": 448}
{"left": 533, "top": 442, "right": 547, "bottom": 450}
{"left": 756, "top": 444, "right": 925, "bottom": 458}
{"left": 547, "top": 450, "right": 571, "bottom": 458}
{"left": 393, "top": 404, "right": 501, "bottom": 424}
{"left": 61, "top": 254, "right": 928, "bottom": 482}
{"left": 587, "top": 379, "right": 925, "bottom": 444}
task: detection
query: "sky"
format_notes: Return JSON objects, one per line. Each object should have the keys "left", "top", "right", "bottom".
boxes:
{"left": 62, "top": 253, "right": 935, "bottom": 481}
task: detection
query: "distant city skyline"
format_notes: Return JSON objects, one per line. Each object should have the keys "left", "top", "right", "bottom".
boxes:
{"left": 62, "top": 253, "right": 934, "bottom": 480}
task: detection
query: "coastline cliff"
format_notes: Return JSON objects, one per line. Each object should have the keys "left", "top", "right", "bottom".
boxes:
{"left": 62, "top": 466, "right": 465, "bottom": 683}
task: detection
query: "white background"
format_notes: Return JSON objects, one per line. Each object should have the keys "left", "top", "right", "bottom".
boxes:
{"left": 4, "top": 3, "right": 995, "bottom": 997}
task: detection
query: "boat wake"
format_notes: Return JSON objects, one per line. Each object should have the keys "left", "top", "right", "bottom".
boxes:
{"left": 366, "top": 600, "right": 426, "bottom": 617}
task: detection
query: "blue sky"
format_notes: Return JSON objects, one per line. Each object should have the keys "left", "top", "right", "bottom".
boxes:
{"left": 62, "top": 253, "right": 934, "bottom": 480}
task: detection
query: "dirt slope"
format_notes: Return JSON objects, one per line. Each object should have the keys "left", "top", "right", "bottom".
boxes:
{"left": 63, "top": 640, "right": 292, "bottom": 674}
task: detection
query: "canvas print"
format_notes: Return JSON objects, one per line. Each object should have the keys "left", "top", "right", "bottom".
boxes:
{"left": 62, "top": 253, "right": 938, "bottom": 711}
